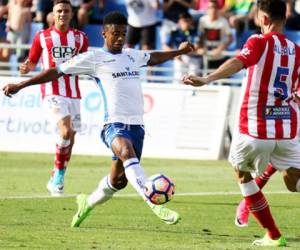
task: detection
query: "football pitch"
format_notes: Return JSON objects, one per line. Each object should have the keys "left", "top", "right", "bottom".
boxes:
{"left": 0, "top": 152, "right": 299, "bottom": 250}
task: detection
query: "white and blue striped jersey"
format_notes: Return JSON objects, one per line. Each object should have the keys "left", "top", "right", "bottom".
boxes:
{"left": 59, "top": 48, "right": 151, "bottom": 125}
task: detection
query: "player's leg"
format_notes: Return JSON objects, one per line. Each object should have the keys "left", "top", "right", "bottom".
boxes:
{"left": 110, "top": 124, "right": 180, "bottom": 224}
{"left": 71, "top": 159, "right": 126, "bottom": 227}
{"left": 235, "top": 163, "right": 277, "bottom": 227}
{"left": 43, "top": 96, "right": 76, "bottom": 196}
{"left": 236, "top": 170, "right": 284, "bottom": 242}
{"left": 111, "top": 135, "right": 180, "bottom": 224}
{"left": 282, "top": 167, "right": 300, "bottom": 192}
{"left": 47, "top": 115, "right": 75, "bottom": 195}
{"left": 230, "top": 134, "right": 286, "bottom": 246}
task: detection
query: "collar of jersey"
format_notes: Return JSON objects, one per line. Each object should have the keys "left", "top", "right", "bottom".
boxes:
{"left": 101, "top": 47, "right": 123, "bottom": 55}
{"left": 264, "top": 31, "right": 285, "bottom": 38}
{"left": 52, "top": 25, "right": 70, "bottom": 34}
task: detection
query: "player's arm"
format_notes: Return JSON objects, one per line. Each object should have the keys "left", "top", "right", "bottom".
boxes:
{"left": 148, "top": 41, "right": 194, "bottom": 66}
{"left": 20, "top": 32, "right": 43, "bottom": 74}
{"left": 182, "top": 58, "right": 244, "bottom": 86}
{"left": 2, "top": 68, "right": 62, "bottom": 97}
{"left": 183, "top": 35, "right": 264, "bottom": 86}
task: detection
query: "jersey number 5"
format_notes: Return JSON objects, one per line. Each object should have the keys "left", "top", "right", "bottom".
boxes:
{"left": 274, "top": 67, "right": 289, "bottom": 100}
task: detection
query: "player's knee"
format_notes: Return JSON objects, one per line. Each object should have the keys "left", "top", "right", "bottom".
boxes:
{"left": 60, "top": 128, "right": 74, "bottom": 140}
{"left": 119, "top": 145, "right": 135, "bottom": 160}
{"left": 111, "top": 176, "right": 128, "bottom": 190}
{"left": 235, "top": 170, "right": 253, "bottom": 183}
{"left": 283, "top": 172, "right": 300, "bottom": 192}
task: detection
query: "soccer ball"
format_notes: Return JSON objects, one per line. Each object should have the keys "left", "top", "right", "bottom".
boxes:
{"left": 144, "top": 174, "right": 175, "bottom": 205}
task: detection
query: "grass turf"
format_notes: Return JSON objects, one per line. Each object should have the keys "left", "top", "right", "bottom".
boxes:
{"left": 0, "top": 152, "right": 299, "bottom": 249}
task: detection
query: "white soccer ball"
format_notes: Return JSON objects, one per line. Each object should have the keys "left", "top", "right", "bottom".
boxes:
{"left": 144, "top": 174, "right": 175, "bottom": 205}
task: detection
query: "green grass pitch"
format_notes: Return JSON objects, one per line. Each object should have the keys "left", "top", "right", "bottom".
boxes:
{"left": 0, "top": 152, "right": 299, "bottom": 249}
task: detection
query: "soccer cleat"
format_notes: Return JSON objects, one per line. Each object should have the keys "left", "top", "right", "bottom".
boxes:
{"left": 52, "top": 168, "right": 65, "bottom": 186}
{"left": 71, "top": 194, "right": 93, "bottom": 228}
{"left": 151, "top": 205, "right": 181, "bottom": 225}
{"left": 46, "top": 179, "right": 64, "bottom": 197}
{"left": 252, "top": 233, "right": 287, "bottom": 247}
{"left": 235, "top": 199, "right": 249, "bottom": 227}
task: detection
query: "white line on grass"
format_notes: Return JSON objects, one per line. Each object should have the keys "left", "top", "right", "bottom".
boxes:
{"left": 0, "top": 191, "right": 291, "bottom": 200}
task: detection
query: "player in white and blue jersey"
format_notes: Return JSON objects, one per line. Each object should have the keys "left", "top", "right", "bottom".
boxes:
{"left": 3, "top": 11, "right": 194, "bottom": 226}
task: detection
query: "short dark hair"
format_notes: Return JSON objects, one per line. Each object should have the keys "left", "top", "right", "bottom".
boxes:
{"left": 53, "top": 0, "right": 72, "bottom": 7}
{"left": 257, "top": 0, "right": 286, "bottom": 22}
{"left": 103, "top": 11, "right": 127, "bottom": 26}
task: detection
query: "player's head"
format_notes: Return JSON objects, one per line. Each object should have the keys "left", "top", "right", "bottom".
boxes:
{"left": 207, "top": 0, "right": 219, "bottom": 20}
{"left": 256, "top": 0, "right": 286, "bottom": 33}
{"left": 53, "top": 0, "right": 73, "bottom": 28}
{"left": 102, "top": 11, "right": 128, "bottom": 53}
{"left": 178, "top": 13, "right": 193, "bottom": 32}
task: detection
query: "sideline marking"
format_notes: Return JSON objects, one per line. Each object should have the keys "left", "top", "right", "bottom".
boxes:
{"left": 0, "top": 191, "right": 291, "bottom": 200}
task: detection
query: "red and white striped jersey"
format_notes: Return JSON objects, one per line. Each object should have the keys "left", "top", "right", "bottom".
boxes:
{"left": 29, "top": 26, "right": 88, "bottom": 99}
{"left": 236, "top": 32, "right": 300, "bottom": 139}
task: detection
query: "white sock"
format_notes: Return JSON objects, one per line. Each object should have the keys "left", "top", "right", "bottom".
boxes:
{"left": 296, "top": 178, "right": 300, "bottom": 192}
{"left": 56, "top": 137, "right": 71, "bottom": 147}
{"left": 87, "top": 175, "right": 118, "bottom": 207}
{"left": 238, "top": 180, "right": 260, "bottom": 197}
{"left": 124, "top": 158, "right": 148, "bottom": 200}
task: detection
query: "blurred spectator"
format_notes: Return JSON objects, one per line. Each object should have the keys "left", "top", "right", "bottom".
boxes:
{"left": 221, "top": 0, "right": 254, "bottom": 33}
{"left": 286, "top": 0, "right": 300, "bottom": 30}
{"left": 195, "top": 0, "right": 224, "bottom": 13}
{"left": 164, "top": 12, "right": 200, "bottom": 83}
{"left": 197, "top": 0, "right": 233, "bottom": 69}
{"left": 34, "top": 0, "right": 53, "bottom": 27}
{"left": 0, "top": 0, "right": 9, "bottom": 63}
{"left": 125, "top": 0, "right": 160, "bottom": 50}
{"left": 6, "top": 0, "right": 32, "bottom": 61}
{"left": 161, "top": 0, "right": 197, "bottom": 50}
{"left": 0, "top": 0, "right": 8, "bottom": 19}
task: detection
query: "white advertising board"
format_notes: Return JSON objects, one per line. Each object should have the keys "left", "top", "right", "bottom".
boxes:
{"left": 0, "top": 76, "right": 231, "bottom": 159}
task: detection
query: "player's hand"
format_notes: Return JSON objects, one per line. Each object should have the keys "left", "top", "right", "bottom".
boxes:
{"left": 182, "top": 75, "right": 209, "bottom": 87}
{"left": 19, "top": 59, "right": 31, "bottom": 74}
{"left": 2, "top": 83, "right": 21, "bottom": 97}
{"left": 178, "top": 42, "right": 194, "bottom": 54}
{"left": 210, "top": 47, "right": 222, "bottom": 58}
{"left": 292, "top": 89, "right": 300, "bottom": 107}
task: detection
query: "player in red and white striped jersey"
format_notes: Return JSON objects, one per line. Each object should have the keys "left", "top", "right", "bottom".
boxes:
{"left": 19, "top": 0, "right": 88, "bottom": 196}
{"left": 183, "top": 0, "right": 300, "bottom": 246}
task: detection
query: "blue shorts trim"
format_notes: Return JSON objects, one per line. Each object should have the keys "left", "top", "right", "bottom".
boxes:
{"left": 101, "top": 123, "right": 145, "bottom": 160}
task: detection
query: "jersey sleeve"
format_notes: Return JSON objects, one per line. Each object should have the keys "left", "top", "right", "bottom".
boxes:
{"left": 236, "top": 35, "right": 265, "bottom": 68}
{"left": 28, "top": 32, "right": 42, "bottom": 64}
{"left": 80, "top": 33, "right": 89, "bottom": 53}
{"left": 58, "top": 51, "right": 96, "bottom": 76}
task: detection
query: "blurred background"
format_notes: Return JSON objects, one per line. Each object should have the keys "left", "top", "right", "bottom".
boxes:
{"left": 0, "top": 0, "right": 299, "bottom": 160}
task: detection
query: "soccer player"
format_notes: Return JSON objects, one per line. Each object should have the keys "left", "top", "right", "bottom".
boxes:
{"left": 19, "top": 0, "right": 89, "bottom": 196}
{"left": 182, "top": 0, "right": 300, "bottom": 246}
{"left": 2, "top": 12, "right": 194, "bottom": 226}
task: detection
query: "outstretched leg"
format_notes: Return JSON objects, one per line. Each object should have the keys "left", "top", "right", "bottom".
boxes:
{"left": 111, "top": 136, "right": 180, "bottom": 225}
{"left": 71, "top": 159, "right": 126, "bottom": 227}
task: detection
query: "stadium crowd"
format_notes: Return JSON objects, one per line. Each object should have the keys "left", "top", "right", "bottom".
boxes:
{"left": 0, "top": 0, "right": 299, "bottom": 76}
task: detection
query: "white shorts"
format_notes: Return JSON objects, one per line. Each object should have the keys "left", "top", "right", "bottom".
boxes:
{"left": 43, "top": 95, "right": 81, "bottom": 131}
{"left": 229, "top": 133, "right": 300, "bottom": 175}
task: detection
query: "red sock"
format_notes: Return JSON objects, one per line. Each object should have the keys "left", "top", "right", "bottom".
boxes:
{"left": 245, "top": 190, "right": 281, "bottom": 239}
{"left": 54, "top": 144, "right": 71, "bottom": 170}
{"left": 255, "top": 163, "right": 277, "bottom": 189}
